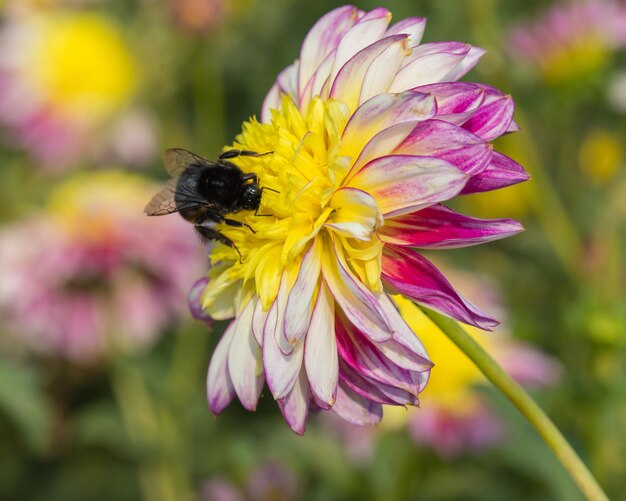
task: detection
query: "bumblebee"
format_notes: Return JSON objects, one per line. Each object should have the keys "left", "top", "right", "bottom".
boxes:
{"left": 145, "top": 148, "right": 271, "bottom": 258}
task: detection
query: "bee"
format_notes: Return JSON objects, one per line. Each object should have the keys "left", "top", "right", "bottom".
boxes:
{"left": 144, "top": 148, "right": 272, "bottom": 259}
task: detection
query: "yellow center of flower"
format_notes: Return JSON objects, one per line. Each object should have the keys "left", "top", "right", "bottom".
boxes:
{"left": 207, "top": 95, "right": 384, "bottom": 311}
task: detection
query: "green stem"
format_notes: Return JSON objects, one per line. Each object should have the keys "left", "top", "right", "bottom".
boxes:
{"left": 420, "top": 307, "right": 609, "bottom": 501}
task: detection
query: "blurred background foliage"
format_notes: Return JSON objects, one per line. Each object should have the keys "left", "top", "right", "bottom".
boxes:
{"left": 0, "top": 0, "right": 625, "bottom": 500}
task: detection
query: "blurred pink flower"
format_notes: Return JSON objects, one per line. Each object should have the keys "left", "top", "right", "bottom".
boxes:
{"left": 509, "top": 0, "right": 626, "bottom": 84}
{"left": 0, "top": 171, "right": 206, "bottom": 362}
{"left": 0, "top": 11, "right": 155, "bottom": 169}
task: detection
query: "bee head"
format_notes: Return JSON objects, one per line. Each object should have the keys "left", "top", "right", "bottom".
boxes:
{"left": 241, "top": 183, "right": 262, "bottom": 211}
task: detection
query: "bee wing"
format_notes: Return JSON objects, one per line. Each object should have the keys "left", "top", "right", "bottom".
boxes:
{"left": 144, "top": 178, "right": 180, "bottom": 216}
{"left": 163, "top": 148, "right": 213, "bottom": 177}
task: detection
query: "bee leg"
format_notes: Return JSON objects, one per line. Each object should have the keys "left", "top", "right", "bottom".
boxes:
{"left": 222, "top": 218, "right": 256, "bottom": 234}
{"left": 219, "top": 150, "right": 273, "bottom": 160}
{"left": 195, "top": 225, "right": 242, "bottom": 262}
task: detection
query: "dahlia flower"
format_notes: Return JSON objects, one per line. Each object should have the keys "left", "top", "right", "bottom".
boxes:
{"left": 195, "top": 6, "right": 528, "bottom": 433}
{"left": 509, "top": 0, "right": 626, "bottom": 84}
{"left": 0, "top": 171, "right": 205, "bottom": 362}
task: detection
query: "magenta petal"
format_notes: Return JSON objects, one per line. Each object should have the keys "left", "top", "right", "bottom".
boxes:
{"left": 379, "top": 204, "right": 524, "bottom": 248}
{"left": 339, "top": 360, "right": 419, "bottom": 406}
{"left": 411, "top": 82, "right": 486, "bottom": 124}
{"left": 335, "top": 318, "right": 423, "bottom": 395}
{"left": 332, "top": 381, "right": 383, "bottom": 425}
{"left": 462, "top": 93, "right": 514, "bottom": 141}
{"left": 188, "top": 277, "right": 212, "bottom": 323}
{"left": 206, "top": 320, "right": 237, "bottom": 415}
{"left": 381, "top": 246, "right": 499, "bottom": 330}
{"left": 393, "top": 120, "right": 492, "bottom": 175}
{"left": 461, "top": 152, "right": 530, "bottom": 194}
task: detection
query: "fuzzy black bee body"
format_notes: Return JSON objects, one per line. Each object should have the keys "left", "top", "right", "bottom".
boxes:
{"left": 145, "top": 148, "right": 269, "bottom": 256}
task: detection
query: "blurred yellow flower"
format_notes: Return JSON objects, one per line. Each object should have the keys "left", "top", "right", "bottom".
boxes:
{"left": 26, "top": 13, "right": 138, "bottom": 120}
{"left": 48, "top": 170, "right": 157, "bottom": 243}
{"left": 579, "top": 129, "right": 623, "bottom": 184}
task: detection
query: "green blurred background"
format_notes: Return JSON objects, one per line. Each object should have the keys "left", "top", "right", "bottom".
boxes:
{"left": 0, "top": 0, "right": 625, "bottom": 500}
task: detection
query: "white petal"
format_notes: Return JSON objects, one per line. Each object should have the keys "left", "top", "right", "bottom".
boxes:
{"left": 284, "top": 241, "right": 322, "bottom": 344}
{"left": 304, "top": 283, "right": 338, "bottom": 408}
{"left": 227, "top": 300, "right": 264, "bottom": 411}
{"left": 277, "top": 369, "right": 311, "bottom": 435}
{"left": 206, "top": 321, "right": 236, "bottom": 414}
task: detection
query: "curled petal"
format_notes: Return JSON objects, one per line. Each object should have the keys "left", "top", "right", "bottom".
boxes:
{"left": 227, "top": 300, "right": 264, "bottom": 411}
{"left": 444, "top": 45, "right": 486, "bottom": 81}
{"left": 304, "top": 283, "right": 338, "bottom": 408}
{"left": 382, "top": 246, "right": 498, "bottom": 329}
{"left": 461, "top": 152, "right": 530, "bottom": 194}
{"left": 206, "top": 321, "right": 236, "bottom": 414}
{"left": 379, "top": 204, "right": 524, "bottom": 248}
{"left": 188, "top": 277, "right": 211, "bottom": 323}
{"left": 332, "top": 381, "right": 383, "bottom": 425}
{"left": 349, "top": 154, "right": 468, "bottom": 217}
{"left": 326, "top": 187, "right": 382, "bottom": 240}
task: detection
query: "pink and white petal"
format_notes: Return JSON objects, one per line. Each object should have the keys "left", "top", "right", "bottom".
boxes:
{"left": 263, "top": 275, "right": 305, "bottom": 399}
{"left": 188, "top": 277, "right": 211, "bottom": 322}
{"left": 379, "top": 204, "right": 524, "bottom": 248}
{"left": 360, "top": 40, "right": 411, "bottom": 104}
{"left": 263, "top": 319, "right": 304, "bottom": 400}
{"left": 325, "top": 188, "right": 382, "bottom": 241}
{"left": 252, "top": 298, "right": 267, "bottom": 346}
{"left": 411, "top": 82, "right": 486, "bottom": 125}
{"left": 385, "top": 17, "right": 427, "bottom": 46}
{"left": 330, "top": 35, "right": 408, "bottom": 111}
{"left": 277, "top": 368, "right": 311, "bottom": 435}
{"left": 462, "top": 94, "right": 514, "bottom": 141}
{"left": 328, "top": 8, "right": 393, "bottom": 88}
{"left": 460, "top": 152, "right": 530, "bottom": 194}
{"left": 390, "top": 43, "right": 472, "bottom": 91}
{"left": 393, "top": 120, "right": 491, "bottom": 174}
{"left": 335, "top": 317, "right": 427, "bottom": 394}
{"left": 284, "top": 241, "right": 322, "bottom": 344}
{"left": 300, "top": 51, "right": 335, "bottom": 110}
{"left": 298, "top": 5, "right": 360, "bottom": 99}
{"left": 277, "top": 62, "right": 299, "bottom": 97}
{"left": 304, "top": 283, "right": 338, "bottom": 408}
{"left": 346, "top": 121, "right": 420, "bottom": 180}
{"left": 444, "top": 46, "right": 486, "bottom": 81}
{"left": 227, "top": 300, "right": 264, "bottom": 411}
{"left": 341, "top": 91, "right": 436, "bottom": 164}
{"left": 332, "top": 381, "right": 383, "bottom": 425}
{"left": 206, "top": 320, "right": 237, "bottom": 415}
{"left": 349, "top": 155, "right": 468, "bottom": 217}
{"left": 321, "top": 240, "right": 393, "bottom": 342}
{"left": 381, "top": 246, "right": 499, "bottom": 330}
